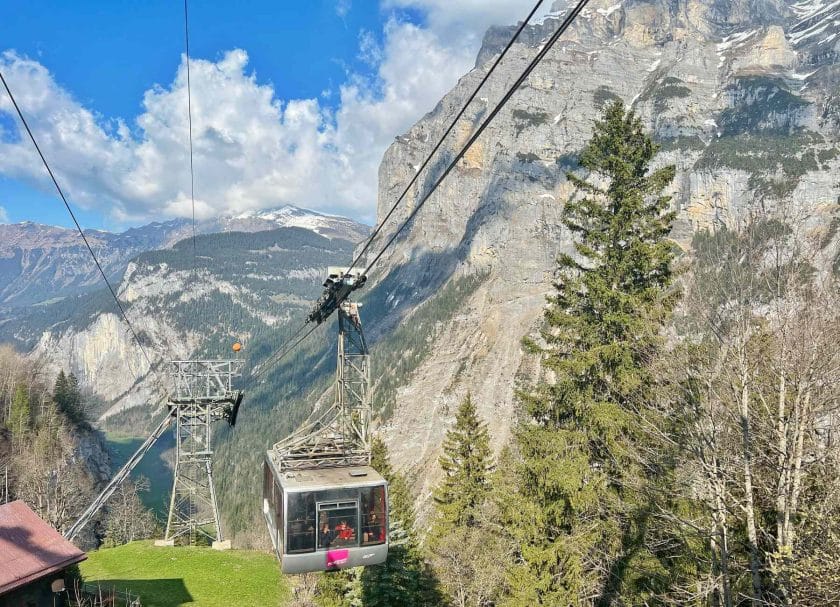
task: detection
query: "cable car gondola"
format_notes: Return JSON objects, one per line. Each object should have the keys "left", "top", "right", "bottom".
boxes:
{"left": 263, "top": 460, "right": 388, "bottom": 573}
{"left": 263, "top": 271, "right": 388, "bottom": 573}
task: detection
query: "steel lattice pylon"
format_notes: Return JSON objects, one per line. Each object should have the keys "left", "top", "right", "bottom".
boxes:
{"left": 272, "top": 299, "right": 371, "bottom": 470}
{"left": 164, "top": 360, "right": 243, "bottom": 544}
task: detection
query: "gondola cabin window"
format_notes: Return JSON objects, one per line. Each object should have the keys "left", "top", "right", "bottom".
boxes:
{"left": 361, "top": 485, "right": 386, "bottom": 545}
{"left": 287, "top": 492, "right": 316, "bottom": 553}
{"left": 263, "top": 463, "right": 284, "bottom": 551}
{"left": 318, "top": 500, "right": 358, "bottom": 549}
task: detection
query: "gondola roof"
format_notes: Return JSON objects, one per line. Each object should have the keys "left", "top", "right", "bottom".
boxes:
{"left": 265, "top": 456, "right": 386, "bottom": 492}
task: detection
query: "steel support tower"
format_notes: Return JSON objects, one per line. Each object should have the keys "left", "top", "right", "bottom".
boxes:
{"left": 272, "top": 296, "right": 371, "bottom": 471}
{"left": 164, "top": 360, "right": 243, "bottom": 544}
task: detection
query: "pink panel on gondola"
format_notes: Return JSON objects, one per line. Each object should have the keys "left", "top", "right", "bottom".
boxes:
{"left": 326, "top": 549, "right": 350, "bottom": 569}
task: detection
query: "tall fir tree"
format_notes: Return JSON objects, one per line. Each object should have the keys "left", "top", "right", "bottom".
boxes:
{"left": 428, "top": 395, "right": 508, "bottom": 607}
{"left": 54, "top": 370, "right": 84, "bottom": 423}
{"left": 503, "top": 101, "right": 678, "bottom": 605}
{"left": 432, "top": 393, "right": 492, "bottom": 529}
{"left": 8, "top": 384, "right": 31, "bottom": 437}
{"left": 53, "top": 370, "right": 68, "bottom": 409}
{"left": 66, "top": 372, "right": 82, "bottom": 420}
{"left": 359, "top": 436, "right": 442, "bottom": 607}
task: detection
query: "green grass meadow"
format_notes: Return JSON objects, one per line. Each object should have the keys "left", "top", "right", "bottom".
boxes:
{"left": 79, "top": 541, "right": 289, "bottom": 607}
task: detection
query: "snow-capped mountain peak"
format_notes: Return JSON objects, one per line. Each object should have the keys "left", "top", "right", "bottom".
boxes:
{"left": 224, "top": 205, "right": 369, "bottom": 242}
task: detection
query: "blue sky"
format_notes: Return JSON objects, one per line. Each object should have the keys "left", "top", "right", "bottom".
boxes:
{"left": 1, "top": 1, "right": 394, "bottom": 119}
{"left": 0, "top": 0, "right": 542, "bottom": 231}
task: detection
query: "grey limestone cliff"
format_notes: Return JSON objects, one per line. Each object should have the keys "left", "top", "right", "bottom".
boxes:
{"left": 361, "top": 0, "right": 840, "bottom": 517}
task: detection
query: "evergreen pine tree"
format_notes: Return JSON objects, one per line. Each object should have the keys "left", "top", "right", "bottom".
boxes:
{"left": 503, "top": 101, "right": 678, "bottom": 605}
{"left": 66, "top": 372, "right": 84, "bottom": 422}
{"left": 53, "top": 370, "right": 68, "bottom": 410}
{"left": 359, "top": 436, "right": 442, "bottom": 607}
{"left": 316, "top": 568, "right": 361, "bottom": 607}
{"left": 432, "top": 393, "right": 492, "bottom": 529}
{"left": 427, "top": 395, "right": 506, "bottom": 606}
{"left": 54, "top": 370, "right": 84, "bottom": 423}
{"left": 8, "top": 384, "right": 31, "bottom": 436}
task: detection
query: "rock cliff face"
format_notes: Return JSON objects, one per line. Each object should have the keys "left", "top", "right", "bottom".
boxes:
{"left": 361, "top": 0, "right": 840, "bottom": 515}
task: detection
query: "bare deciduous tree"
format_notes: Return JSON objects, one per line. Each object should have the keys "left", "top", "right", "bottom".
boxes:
{"left": 664, "top": 212, "right": 840, "bottom": 606}
{"left": 14, "top": 404, "right": 95, "bottom": 532}
{"left": 103, "top": 476, "right": 159, "bottom": 547}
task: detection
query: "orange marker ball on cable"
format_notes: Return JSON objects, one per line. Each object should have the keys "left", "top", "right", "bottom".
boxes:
{"left": 232, "top": 342, "right": 242, "bottom": 353}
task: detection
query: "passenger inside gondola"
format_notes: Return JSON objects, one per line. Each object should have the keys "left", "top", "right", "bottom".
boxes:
{"left": 319, "top": 519, "right": 334, "bottom": 548}
{"left": 335, "top": 519, "right": 355, "bottom": 545}
{"left": 363, "top": 512, "right": 383, "bottom": 544}
{"left": 318, "top": 502, "right": 358, "bottom": 549}
{"left": 361, "top": 485, "right": 386, "bottom": 545}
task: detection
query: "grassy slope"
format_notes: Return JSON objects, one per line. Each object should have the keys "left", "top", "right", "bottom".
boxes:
{"left": 80, "top": 541, "right": 289, "bottom": 607}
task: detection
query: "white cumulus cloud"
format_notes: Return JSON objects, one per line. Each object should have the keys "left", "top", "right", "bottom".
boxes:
{"left": 0, "top": 1, "right": 541, "bottom": 226}
{"left": 385, "top": 0, "right": 553, "bottom": 45}
{"left": 0, "top": 205, "right": 8, "bottom": 223}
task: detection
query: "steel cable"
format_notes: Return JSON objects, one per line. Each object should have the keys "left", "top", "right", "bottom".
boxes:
{"left": 0, "top": 69, "right": 168, "bottom": 390}
{"left": 249, "top": 322, "right": 319, "bottom": 382}
{"left": 346, "top": 0, "right": 547, "bottom": 275}
{"left": 252, "top": 0, "right": 566, "bottom": 381}
{"left": 361, "top": 0, "right": 591, "bottom": 275}
{"left": 184, "top": 0, "right": 198, "bottom": 272}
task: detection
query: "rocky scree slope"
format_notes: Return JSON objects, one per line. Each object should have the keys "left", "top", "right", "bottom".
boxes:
{"left": 355, "top": 0, "right": 840, "bottom": 518}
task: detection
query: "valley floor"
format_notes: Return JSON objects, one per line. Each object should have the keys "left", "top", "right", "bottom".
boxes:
{"left": 79, "top": 541, "right": 289, "bottom": 607}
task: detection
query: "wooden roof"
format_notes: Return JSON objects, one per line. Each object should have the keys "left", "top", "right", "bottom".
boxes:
{"left": 0, "top": 500, "right": 86, "bottom": 595}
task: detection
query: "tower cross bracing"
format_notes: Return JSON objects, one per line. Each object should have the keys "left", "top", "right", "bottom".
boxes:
{"left": 272, "top": 299, "right": 371, "bottom": 471}
{"left": 164, "top": 359, "right": 243, "bottom": 544}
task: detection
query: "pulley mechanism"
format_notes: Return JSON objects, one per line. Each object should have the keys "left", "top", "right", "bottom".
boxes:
{"left": 307, "top": 267, "right": 367, "bottom": 325}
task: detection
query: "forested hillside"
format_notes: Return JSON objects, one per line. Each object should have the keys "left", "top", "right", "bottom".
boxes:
{"left": 306, "top": 99, "right": 840, "bottom": 607}
{"left": 0, "top": 346, "right": 156, "bottom": 550}
{"left": 0, "top": 227, "right": 358, "bottom": 424}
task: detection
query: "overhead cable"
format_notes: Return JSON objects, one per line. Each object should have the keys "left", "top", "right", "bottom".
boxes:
{"left": 250, "top": 0, "right": 586, "bottom": 381}
{"left": 361, "top": 0, "right": 591, "bottom": 275}
{"left": 0, "top": 70, "right": 160, "bottom": 379}
{"left": 184, "top": 0, "right": 198, "bottom": 267}
{"left": 346, "top": 0, "right": 546, "bottom": 275}
{"left": 250, "top": 322, "right": 320, "bottom": 382}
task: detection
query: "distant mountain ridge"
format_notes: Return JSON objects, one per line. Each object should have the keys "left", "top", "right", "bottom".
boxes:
{"left": 0, "top": 219, "right": 188, "bottom": 307}
{"left": 0, "top": 205, "right": 369, "bottom": 307}
{"left": 221, "top": 206, "right": 371, "bottom": 242}
{"left": 0, "top": 226, "right": 357, "bottom": 420}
